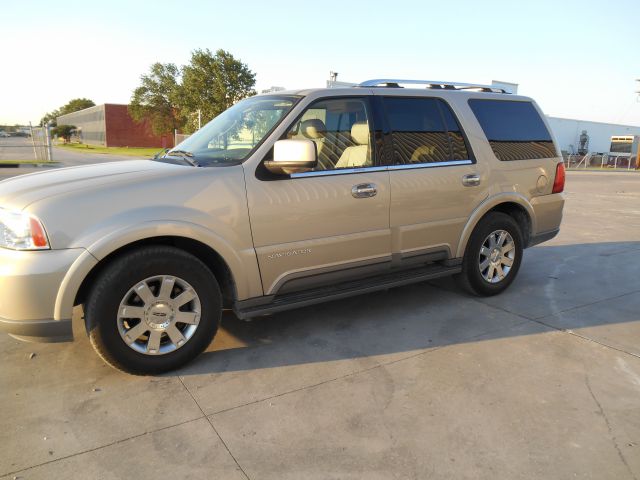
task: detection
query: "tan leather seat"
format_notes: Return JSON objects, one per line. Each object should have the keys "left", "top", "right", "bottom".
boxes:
{"left": 300, "top": 119, "right": 332, "bottom": 169}
{"left": 336, "top": 122, "right": 370, "bottom": 168}
{"left": 300, "top": 119, "right": 326, "bottom": 140}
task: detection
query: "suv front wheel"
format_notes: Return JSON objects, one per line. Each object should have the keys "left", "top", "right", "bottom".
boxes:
{"left": 86, "top": 246, "right": 222, "bottom": 375}
{"left": 456, "top": 212, "right": 524, "bottom": 296}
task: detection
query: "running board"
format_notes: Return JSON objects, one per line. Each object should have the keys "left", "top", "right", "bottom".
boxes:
{"left": 233, "top": 263, "right": 462, "bottom": 319}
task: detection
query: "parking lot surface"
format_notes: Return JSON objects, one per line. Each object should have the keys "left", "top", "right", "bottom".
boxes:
{"left": 1, "top": 171, "right": 639, "bottom": 479}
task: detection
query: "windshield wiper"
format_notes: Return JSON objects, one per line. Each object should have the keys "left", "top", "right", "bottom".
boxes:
{"left": 165, "top": 149, "right": 199, "bottom": 166}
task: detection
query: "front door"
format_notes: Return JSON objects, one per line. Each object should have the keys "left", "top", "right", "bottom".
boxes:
{"left": 244, "top": 96, "right": 391, "bottom": 296}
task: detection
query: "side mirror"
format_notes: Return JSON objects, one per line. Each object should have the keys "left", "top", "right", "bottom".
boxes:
{"left": 264, "top": 139, "right": 317, "bottom": 175}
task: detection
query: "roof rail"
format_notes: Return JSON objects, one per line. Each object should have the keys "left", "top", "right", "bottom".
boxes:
{"left": 357, "top": 79, "right": 508, "bottom": 93}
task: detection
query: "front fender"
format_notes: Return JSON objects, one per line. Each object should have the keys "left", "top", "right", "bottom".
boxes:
{"left": 53, "top": 249, "right": 98, "bottom": 323}
{"left": 455, "top": 192, "right": 536, "bottom": 258}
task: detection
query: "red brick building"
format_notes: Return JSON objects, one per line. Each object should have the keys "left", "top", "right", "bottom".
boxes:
{"left": 57, "top": 104, "right": 175, "bottom": 148}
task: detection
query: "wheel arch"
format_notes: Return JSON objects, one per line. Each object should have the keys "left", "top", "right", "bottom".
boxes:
{"left": 456, "top": 194, "right": 535, "bottom": 258}
{"left": 75, "top": 235, "right": 236, "bottom": 307}
{"left": 57, "top": 235, "right": 240, "bottom": 337}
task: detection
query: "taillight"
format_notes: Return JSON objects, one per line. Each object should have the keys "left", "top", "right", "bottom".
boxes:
{"left": 552, "top": 162, "right": 565, "bottom": 193}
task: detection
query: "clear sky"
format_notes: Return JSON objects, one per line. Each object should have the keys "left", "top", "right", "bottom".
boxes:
{"left": 1, "top": 0, "right": 639, "bottom": 126}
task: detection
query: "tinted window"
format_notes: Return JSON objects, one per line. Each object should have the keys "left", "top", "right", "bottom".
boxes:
{"left": 468, "top": 99, "right": 557, "bottom": 161}
{"left": 286, "top": 98, "right": 372, "bottom": 170}
{"left": 384, "top": 97, "right": 469, "bottom": 164}
{"left": 440, "top": 102, "right": 470, "bottom": 161}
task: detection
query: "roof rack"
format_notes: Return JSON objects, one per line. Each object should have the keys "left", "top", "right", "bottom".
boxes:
{"left": 357, "top": 79, "right": 508, "bottom": 93}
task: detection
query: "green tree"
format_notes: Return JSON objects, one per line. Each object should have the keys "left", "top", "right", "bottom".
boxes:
{"left": 52, "top": 124, "right": 76, "bottom": 143}
{"left": 40, "top": 109, "right": 60, "bottom": 127}
{"left": 60, "top": 98, "right": 95, "bottom": 116}
{"left": 40, "top": 98, "right": 95, "bottom": 127}
{"left": 129, "top": 63, "right": 182, "bottom": 136}
{"left": 179, "top": 49, "right": 256, "bottom": 133}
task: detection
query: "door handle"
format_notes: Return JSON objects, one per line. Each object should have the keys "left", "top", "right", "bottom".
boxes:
{"left": 462, "top": 174, "right": 481, "bottom": 187}
{"left": 352, "top": 183, "right": 377, "bottom": 198}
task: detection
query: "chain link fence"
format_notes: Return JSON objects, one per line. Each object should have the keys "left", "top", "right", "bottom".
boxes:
{"left": 174, "top": 130, "right": 191, "bottom": 146}
{"left": 0, "top": 124, "right": 52, "bottom": 163}
{"left": 564, "top": 153, "right": 639, "bottom": 170}
{"left": 30, "top": 126, "right": 53, "bottom": 162}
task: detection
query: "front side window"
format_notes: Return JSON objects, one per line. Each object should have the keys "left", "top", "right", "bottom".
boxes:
{"left": 468, "top": 99, "right": 557, "bottom": 161}
{"left": 286, "top": 98, "right": 372, "bottom": 170}
{"left": 168, "top": 95, "right": 299, "bottom": 166}
{"left": 384, "top": 97, "right": 469, "bottom": 164}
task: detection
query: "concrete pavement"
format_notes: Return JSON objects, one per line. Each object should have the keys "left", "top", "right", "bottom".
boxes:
{"left": 1, "top": 171, "right": 639, "bottom": 479}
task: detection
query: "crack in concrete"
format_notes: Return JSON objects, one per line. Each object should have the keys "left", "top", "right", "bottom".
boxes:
{"left": 532, "top": 288, "right": 640, "bottom": 321}
{"left": 2, "top": 315, "right": 531, "bottom": 478}
{"left": 6, "top": 282, "right": 639, "bottom": 477}
{"left": 584, "top": 374, "right": 638, "bottom": 480}
{"left": 598, "top": 246, "right": 640, "bottom": 257}
{"left": 1, "top": 416, "right": 204, "bottom": 478}
{"left": 447, "top": 283, "right": 640, "bottom": 361}
{"left": 3, "top": 377, "right": 257, "bottom": 479}
{"left": 178, "top": 376, "right": 251, "bottom": 480}
{"left": 205, "top": 319, "right": 531, "bottom": 417}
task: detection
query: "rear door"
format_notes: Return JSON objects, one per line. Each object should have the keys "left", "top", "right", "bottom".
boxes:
{"left": 381, "top": 95, "right": 489, "bottom": 263}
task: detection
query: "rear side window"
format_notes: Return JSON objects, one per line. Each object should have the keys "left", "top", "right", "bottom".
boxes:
{"left": 384, "top": 97, "right": 470, "bottom": 165}
{"left": 468, "top": 99, "right": 557, "bottom": 161}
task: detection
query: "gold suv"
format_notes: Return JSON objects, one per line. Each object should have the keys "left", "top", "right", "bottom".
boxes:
{"left": 0, "top": 79, "right": 565, "bottom": 374}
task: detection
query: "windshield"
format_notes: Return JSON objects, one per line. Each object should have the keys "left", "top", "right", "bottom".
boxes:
{"left": 166, "top": 95, "right": 299, "bottom": 166}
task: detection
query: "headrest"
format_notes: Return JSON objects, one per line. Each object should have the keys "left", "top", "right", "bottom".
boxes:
{"left": 300, "top": 119, "right": 326, "bottom": 139}
{"left": 351, "top": 122, "right": 369, "bottom": 146}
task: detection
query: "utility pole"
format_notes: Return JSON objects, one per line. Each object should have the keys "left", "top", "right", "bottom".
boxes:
{"left": 45, "top": 121, "right": 53, "bottom": 162}
{"left": 629, "top": 82, "right": 640, "bottom": 170}
{"left": 197, "top": 109, "right": 202, "bottom": 130}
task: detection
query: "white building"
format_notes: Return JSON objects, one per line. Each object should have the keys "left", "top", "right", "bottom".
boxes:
{"left": 261, "top": 86, "right": 285, "bottom": 94}
{"left": 546, "top": 117, "right": 640, "bottom": 154}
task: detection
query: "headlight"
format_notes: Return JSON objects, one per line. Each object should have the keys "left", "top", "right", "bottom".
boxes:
{"left": 0, "top": 208, "right": 50, "bottom": 250}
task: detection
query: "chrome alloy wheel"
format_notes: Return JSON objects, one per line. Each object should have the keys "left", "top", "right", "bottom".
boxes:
{"left": 478, "top": 230, "right": 516, "bottom": 284}
{"left": 117, "top": 275, "right": 201, "bottom": 355}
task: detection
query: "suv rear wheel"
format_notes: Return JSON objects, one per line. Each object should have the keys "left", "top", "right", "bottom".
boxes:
{"left": 86, "top": 246, "right": 221, "bottom": 375}
{"left": 456, "top": 212, "right": 524, "bottom": 296}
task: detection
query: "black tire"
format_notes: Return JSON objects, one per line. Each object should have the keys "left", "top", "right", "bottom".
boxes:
{"left": 455, "top": 212, "right": 524, "bottom": 296}
{"left": 86, "top": 246, "right": 221, "bottom": 375}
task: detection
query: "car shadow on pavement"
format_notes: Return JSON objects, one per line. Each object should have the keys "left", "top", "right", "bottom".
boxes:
{"left": 173, "top": 241, "right": 640, "bottom": 377}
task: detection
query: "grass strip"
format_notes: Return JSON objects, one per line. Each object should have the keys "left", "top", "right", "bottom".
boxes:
{"left": 55, "top": 143, "right": 164, "bottom": 157}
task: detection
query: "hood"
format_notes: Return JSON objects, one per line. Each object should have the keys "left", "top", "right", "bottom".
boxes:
{"left": 0, "top": 160, "right": 186, "bottom": 210}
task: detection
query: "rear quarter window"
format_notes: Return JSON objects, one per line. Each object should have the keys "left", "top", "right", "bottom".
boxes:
{"left": 468, "top": 99, "right": 557, "bottom": 161}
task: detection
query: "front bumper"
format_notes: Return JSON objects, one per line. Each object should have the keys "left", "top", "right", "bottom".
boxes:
{"left": 0, "top": 316, "right": 72, "bottom": 342}
{"left": 0, "top": 247, "right": 85, "bottom": 342}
